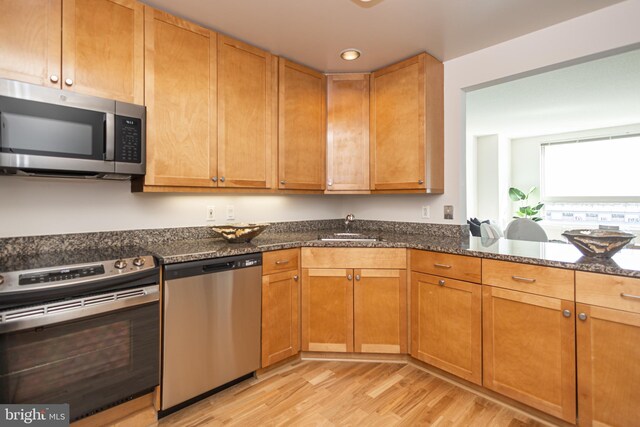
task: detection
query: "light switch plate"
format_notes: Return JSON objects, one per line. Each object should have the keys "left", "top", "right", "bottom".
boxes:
{"left": 422, "top": 206, "right": 430, "bottom": 219}
{"left": 226, "top": 205, "right": 235, "bottom": 221}
{"left": 206, "top": 206, "right": 216, "bottom": 221}
{"left": 444, "top": 205, "right": 454, "bottom": 220}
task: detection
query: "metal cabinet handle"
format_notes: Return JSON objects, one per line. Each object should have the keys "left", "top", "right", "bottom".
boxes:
{"left": 211, "top": 177, "right": 218, "bottom": 182}
{"left": 347, "top": 274, "right": 353, "bottom": 281}
{"left": 438, "top": 279, "right": 445, "bottom": 286}
{"left": 418, "top": 179, "right": 424, "bottom": 185}
{"left": 50, "top": 74, "right": 59, "bottom": 83}
{"left": 275, "top": 260, "right": 289, "bottom": 265}
{"left": 280, "top": 180, "right": 286, "bottom": 185}
{"left": 621, "top": 293, "right": 640, "bottom": 300}
{"left": 578, "top": 313, "right": 588, "bottom": 321}
{"left": 512, "top": 276, "right": 536, "bottom": 283}
{"left": 434, "top": 263, "right": 452, "bottom": 269}
{"left": 562, "top": 309, "right": 572, "bottom": 318}
{"left": 64, "top": 78, "right": 73, "bottom": 86}
{"left": 293, "top": 275, "right": 299, "bottom": 281}
{"left": 355, "top": 275, "right": 361, "bottom": 281}
{"left": 220, "top": 176, "right": 225, "bottom": 182}
{"left": 327, "top": 179, "right": 333, "bottom": 186}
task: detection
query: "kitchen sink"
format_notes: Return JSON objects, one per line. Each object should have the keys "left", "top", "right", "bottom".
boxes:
{"left": 317, "top": 233, "right": 383, "bottom": 242}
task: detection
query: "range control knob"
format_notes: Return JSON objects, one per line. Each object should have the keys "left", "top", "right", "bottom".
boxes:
{"left": 114, "top": 259, "right": 128, "bottom": 270}
{"left": 133, "top": 257, "right": 146, "bottom": 267}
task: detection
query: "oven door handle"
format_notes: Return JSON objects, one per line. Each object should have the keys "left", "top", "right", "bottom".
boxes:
{"left": 0, "top": 285, "right": 158, "bottom": 334}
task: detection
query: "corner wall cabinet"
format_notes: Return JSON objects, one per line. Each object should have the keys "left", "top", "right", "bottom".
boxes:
{"left": 0, "top": 0, "right": 143, "bottom": 104}
{"left": 325, "top": 74, "right": 371, "bottom": 193}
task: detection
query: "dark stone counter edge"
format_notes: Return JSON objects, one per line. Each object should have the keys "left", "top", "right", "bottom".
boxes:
{"left": 155, "top": 238, "right": 640, "bottom": 279}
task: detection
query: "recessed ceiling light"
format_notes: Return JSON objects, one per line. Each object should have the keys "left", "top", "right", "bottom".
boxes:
{"left": 340, "top": 49, "right": 362, "bottom": 61}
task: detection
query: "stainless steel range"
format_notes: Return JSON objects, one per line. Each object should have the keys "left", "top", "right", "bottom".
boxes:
{"left": 0, "top": 254, "right": 160, "bottom": 422}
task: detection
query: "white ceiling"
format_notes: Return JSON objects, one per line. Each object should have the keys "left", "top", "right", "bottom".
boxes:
{"left": 466, "top": 48, "right": 640, "bottom": 139}
{"left": 141, "top": 0, "right": 624, "bottom": 72}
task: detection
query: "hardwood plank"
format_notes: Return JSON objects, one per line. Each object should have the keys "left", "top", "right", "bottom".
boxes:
{"left": 154, "top": 361, "right": 545, "bottom": 426}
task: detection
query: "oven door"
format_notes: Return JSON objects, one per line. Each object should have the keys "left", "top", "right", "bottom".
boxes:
{"left": 0, "top": 288, "right": 159, "bottom": 422}
{"left": 0, "top": 78, "right": 115, "bottom": 174}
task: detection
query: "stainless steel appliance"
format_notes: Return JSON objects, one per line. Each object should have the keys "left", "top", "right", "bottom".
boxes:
{"left": 0, "top": 78, "right": 145, "bottom": 179}
{"left": 0, "top": 255, "right": 159, "bottom": 422}
{"left": 162, "top": 253, "right": 262, "bottom": 413}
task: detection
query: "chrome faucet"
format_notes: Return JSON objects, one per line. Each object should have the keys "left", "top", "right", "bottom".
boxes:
{"left": 345, "top": 214, "right": 355, "bottom": 233}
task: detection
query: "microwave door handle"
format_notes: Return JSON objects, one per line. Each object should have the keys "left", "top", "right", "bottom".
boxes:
{"left": 104, "top": 113, "right": 115, "bottom": 161}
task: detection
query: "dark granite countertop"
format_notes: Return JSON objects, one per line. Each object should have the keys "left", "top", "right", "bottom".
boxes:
{"left": 147, "top": 229, "right": 640, "bottom": 278}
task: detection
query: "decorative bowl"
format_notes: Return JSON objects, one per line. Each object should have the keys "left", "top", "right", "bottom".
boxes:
{"left": 211, "top": 223, "right": 269, "bottom": 243}
{"left": 562, "top": 229, "right": 635, "bottom": 258}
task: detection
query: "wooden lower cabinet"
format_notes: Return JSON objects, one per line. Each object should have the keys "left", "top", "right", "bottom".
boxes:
{"left": 483, "top": 286, "right": 576, "bottom": 423}
{"left": 261, "top": 269, "right": 300, "bottom": 368}
{"left": 301, "top": 268, "right": 354, "bottom": 352}
{"left": 354, "top": 269, "right": 407, "bottom": 353}
{"left": 411, "top": 272, "right": 482, "bottom": 384}
{"left": 576, "top": 303, "right": 640, "bottom": 427}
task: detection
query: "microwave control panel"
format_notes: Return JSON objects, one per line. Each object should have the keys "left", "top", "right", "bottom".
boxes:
{"left": 115, "top": 116, "right": 142, "bottom": 163}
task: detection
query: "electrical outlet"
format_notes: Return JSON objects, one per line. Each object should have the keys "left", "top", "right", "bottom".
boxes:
{"left": 444, "top": 205, "right": 454, "bottom": 220}
{"left": 206, "top": 206, "right": 216, "bottom": 221}
{"left": 226, "top": 205, "right": 235, "bottom": 221}
{"left": 421, "top": 205, "right": 430, "bottom": 219}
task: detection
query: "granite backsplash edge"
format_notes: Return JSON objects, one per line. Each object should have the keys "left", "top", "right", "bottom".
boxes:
{"left": 0, "top": 220, "right": 469, "bottom": 256}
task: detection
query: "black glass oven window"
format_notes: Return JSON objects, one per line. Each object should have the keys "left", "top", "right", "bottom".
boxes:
{"left": 0, "top": 303, "right": 159, "bottom": 421}
{"left": 0, "top": 96, "right": 106, "bottom": 160}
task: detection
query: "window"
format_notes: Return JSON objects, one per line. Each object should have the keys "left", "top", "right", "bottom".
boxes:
{"left": 541, "top": 134, "right": 640, "bottom": 201}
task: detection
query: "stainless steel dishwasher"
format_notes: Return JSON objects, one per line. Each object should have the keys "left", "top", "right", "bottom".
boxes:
{"left": 161, "top": 253, "right": 262, "bottom": 413}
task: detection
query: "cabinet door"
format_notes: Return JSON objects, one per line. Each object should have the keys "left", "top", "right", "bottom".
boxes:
{"left": 278, "top": 59, "right": 326, "bottom": 191}
{"left": 411, "top": 272, "right": 482, "bottom": 385}
{"left": 144, "top": 8, "right": 217, "bottom": 187}
{"left": 483, "top": 286, "right": 576, "bottom": 423}
{"left": 326, "top": 74, "right": 370, "bottom": 192}
{"left": 301, "top": 268, "right": 353, "bottom": 352}
{"left": 0, "top": 0, "right": 61, "bottom": 87}
{"left": 354, "top": 269, "right": 407, "bottom": 353}
{"left": 218, "top": 35, "right": 276, "bottom": 189}
{"left": 62, "top": 0, "right": 143, "bottom": 104}
{"left": 577, "top": 303, "right": 640, "bottom": 427}
{"left": 370, "top": 53, "right": 443, "bottom": 192}
{"left": 261, "top": 270, "right": 300, "bottom": 368}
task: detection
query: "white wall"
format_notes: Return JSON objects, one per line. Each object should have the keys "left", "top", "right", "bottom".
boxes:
{"left": 3, "top": 0, "right": 640, "bottom": 238}
{"left": 448, "top": 0, "right": 640, "bottom": 221}
{"left": 475, "top": 135, "right": 500, "bottom": 221}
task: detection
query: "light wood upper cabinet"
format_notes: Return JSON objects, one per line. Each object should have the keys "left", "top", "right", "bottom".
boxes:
{"left": 483, "top": 286, "right": 576, "bottom": 423}
{"left": 326, "top": 74, "right": 370, "bottom": 192}
{"left": 354, "top": 269, "right": 407, "bottom": 353}
{"left": 218, "top": 35, "right": 276, "bottom": 189}
{"left": 144, "top": 8, "right": 217, "bottom": 187}
{"left": 301, "top": 268, "right": 354, "bottom": 353}
{"left": 0, "top": 0, "right": 61, "bottom": 88}
{"left": 278, "top": 59, "right": 326, "bottom": 191}
{"left": 411, "top": 272, "right": 482, "bottom": 385}
{"left": 370, "top": 53, "right": 443, "bottom": 193}
{"left": 62, "top": 0, "right": 144, "bottom": 104}
{"left": 262, "top": 268, "right": 300, "bottom": 368}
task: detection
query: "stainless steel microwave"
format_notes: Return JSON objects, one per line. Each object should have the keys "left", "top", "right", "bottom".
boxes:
{"left": 0, "top": 78, "right": 145, "bottom": 180}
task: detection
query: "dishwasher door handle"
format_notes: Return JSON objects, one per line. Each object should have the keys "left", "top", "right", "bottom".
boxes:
{"left": 202, "top": 262, "right": 235, "bottom": 273}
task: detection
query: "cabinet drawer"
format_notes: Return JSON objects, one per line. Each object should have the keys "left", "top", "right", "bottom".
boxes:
{"left": 301, "top": 248, "right": 406, "bottom": 269}
{"left": 410, "top": 250, "right": 481, "bottom": 283}
{"left": 263, "top": 249, "right": 300, "bottom": 275}
{"left": 482, "top": 259, "right": 574, "bottom": 300}
{"left": 576, "top": 271, "right": 640, "bottom": 314}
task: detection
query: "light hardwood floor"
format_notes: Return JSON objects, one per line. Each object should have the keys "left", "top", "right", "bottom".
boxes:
{"left": 156, "top": 361, "right": 548, "bottom": 426}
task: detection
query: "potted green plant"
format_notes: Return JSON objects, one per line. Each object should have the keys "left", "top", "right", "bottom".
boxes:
{"left": 508, "top": 186, "right": 544, "bottom": 222}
